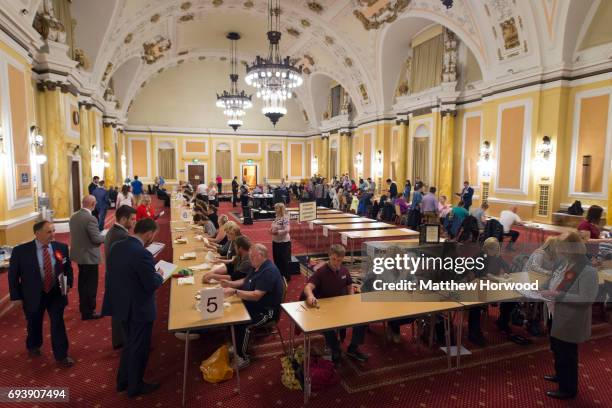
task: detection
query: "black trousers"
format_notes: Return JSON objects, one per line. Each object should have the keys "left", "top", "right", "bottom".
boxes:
{"left": 217, "top": 183, "right": 222, "bottom": 194}
{"left": 504, "top": 230, "right": 520, "bottom": 243}
{"left": 25, "top": 286, "right": 68, "bottom": 360}
{"left": 232, "top": 191, "right": 238, "bottom": 207}
{"left": 468, "top": 306, "right": 484, "bottom": 335}
{"left": 235, "top": 309, "right": 275, "bottom": 359}
{"left": 111, "top": 317, "right": 126, "bottom": 348}
{"left": 272, "top": 241, "right": 292, "bottom": 280}
{"left": 323, "top": 325, "right": 366, "bottom": 354}
{"left": 118, "top": 320, "right": 153, "bottom": 396}
{"left": 551, "top": 336, "right": 578, "bottom": 396}
{"left": 77, "top": 264, "right": 99, "bottom": 316}
{"left": 497, "top": 302, "right": 517, "bottom": 329}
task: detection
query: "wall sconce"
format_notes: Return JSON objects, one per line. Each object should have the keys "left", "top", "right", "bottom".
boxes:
{"left": 534, "top": 136, "right": 553, "bottom": 176}
{"left": 477, "top": 140, "right": 492, "bottom": 177}
{"left": 355, "top": 151, "right": 363, "bottom": 177}
{"left": 375, "top": 150, "right": 383, "bottom": 178}
{"left": 536, "top": 136, "right": 552, "bottom": 160}
{"left": 311, "top": 155, "right": 319, "bottom": 175}
{"left": 30, "top": 126, "right": 47, "bottom": 164}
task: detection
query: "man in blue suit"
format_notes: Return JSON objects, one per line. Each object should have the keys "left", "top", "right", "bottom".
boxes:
{"left": 8, "top": 220, "right": 74, "bottom": 367}
{"left": 92, "top": 180, "right": 110, "bottom": 231}
{"left": 456, "top": 181, "right": 474, "bottom": 211}
{"left": 102, "top": 218, "right": 163, "bottom": 397}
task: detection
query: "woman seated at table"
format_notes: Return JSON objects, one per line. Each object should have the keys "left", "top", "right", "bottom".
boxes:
{"left": 208, "top": 205, "right": 219, "bottom": 229}
{"left": 136, "top": 194, "right": 160, "bottom": 220}
{"left": 208, "top": 182, "right": 218, "bottom": 206}
{"left": 202, "top": 236, "right": 253, "bottom": 283}
{"left": 201, "top": 215, "right": 229, "bottom": 250}
{"left": 193, "top": 213, "right": 216, "bottom": 238}
{"left": 215, "top": 221, "right": 242, "bottom": 259}
{"left": 578, "top": 205, "right": 604, "bottom": 240}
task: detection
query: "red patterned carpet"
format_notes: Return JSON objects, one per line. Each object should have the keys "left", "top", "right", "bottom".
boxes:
{"left": 1, "top": 198, "right": 611, "bottom": 407}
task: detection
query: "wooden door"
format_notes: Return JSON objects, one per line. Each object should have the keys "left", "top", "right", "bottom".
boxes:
{"left": 188, "top": 165, "right": 205, "bottom": 186}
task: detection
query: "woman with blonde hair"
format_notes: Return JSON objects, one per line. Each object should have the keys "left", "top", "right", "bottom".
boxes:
{"left": 270, "top": 202, "right": 291, "bottom": 281}
{"left": 135, "top": 194, "right": 160, "bottom": 220}
{"left": 207, "top": 181, "right": 218, "bottom": 206}
{"left": 202, "top": 215, "right": 229, "bottom": 251}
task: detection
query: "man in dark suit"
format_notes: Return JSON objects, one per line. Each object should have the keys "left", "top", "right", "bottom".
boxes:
{"left": 102, "top": 218, "right": 163, "bottom": 397}
{"left": 8, "top": 220, "right": 74, "bottom": 367}
{"left": 92, "top": 180, "right": 110, "bottom": 231}
{"left": 88, "top": 176, "right": 100, "bottom": 218}
{"left": 103, "top": 205, "right": 137, "bottom": 349}
{"left": 69, "top": 195, "right": 105, "bottom": 320}
{"left": 231, "top": 176, "right": 239, "bottom": 207}
{"left": 456, "top": 181, "right": 474, "bottom": 211}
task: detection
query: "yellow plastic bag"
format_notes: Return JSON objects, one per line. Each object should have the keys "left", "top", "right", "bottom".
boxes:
{"left": 200, "top": 345, "right": 234, "bottom": 383}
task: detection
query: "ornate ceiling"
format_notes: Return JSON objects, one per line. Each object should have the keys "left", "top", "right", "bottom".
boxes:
{"left": 4, "top": 0, "right": 610, "bottom": 130}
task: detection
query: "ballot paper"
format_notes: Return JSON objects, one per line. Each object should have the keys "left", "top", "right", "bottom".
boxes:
{"left": 178, "top": 276, "right": 195, "bottom": 285}
{"left": 155, "top": 260, "right": 177, "bottom": 282}
{"left": 205, "top": 251, "right": 216, "bottom": 262}
{"left": 146, "top": 242, "right": 165, "bottom": 257}
{"left": 100, "top": 229, "right": 109, "bottom": 237}
{"left": 174, "top": 237, "right": 188, "bottom": 244}
{"left": 59, "top": 273, "right": 68, "bottom": 296}
{"left": 174, "top": 227, "right": 186, "bottom": 232}
{"left": 180, "top": 252, "right": 197, "bottom": 260}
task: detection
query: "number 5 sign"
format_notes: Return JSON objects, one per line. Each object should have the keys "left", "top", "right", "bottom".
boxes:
{"left": 196, "top": 288, "right": 224, "bottom": 320}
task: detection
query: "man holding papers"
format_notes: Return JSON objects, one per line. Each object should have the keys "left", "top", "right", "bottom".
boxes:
{"left": 102, "top": 219, "right": 163, "bottom": 398}
{"left": 8, "top": 221, "right": 74, "bottom": 367}
{"left": 103, "top": 205, "right": 137, "bottom": 349}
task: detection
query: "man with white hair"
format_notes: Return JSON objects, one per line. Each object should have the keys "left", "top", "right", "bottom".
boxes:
{"left": 221, "top": 243, "right": 284, "bottom": 368}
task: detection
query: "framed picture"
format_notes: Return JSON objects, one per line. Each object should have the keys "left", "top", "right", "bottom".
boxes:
{"left": 16, "top": 164, "right": 31, "bottom": 190}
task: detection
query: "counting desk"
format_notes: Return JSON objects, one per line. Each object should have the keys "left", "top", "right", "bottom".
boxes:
{"left": 323, "top": 222, "right": 397, "bottom": 245}
{"left": 340, "top": 228, "right": 420, "bottom": 261}
{"left": 168, "top": 198, "right": 251, "bottom": 406}
{"left": 282, "top": 291, "right": 463, "bottom": 403}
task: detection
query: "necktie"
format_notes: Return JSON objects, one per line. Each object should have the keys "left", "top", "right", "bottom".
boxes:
{"left": 42, "top": 244, "right": 54, "bottom": 293}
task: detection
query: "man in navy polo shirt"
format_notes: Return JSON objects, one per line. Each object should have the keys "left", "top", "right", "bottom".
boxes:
{"left": 303, "top": 245, "right": 368, "bottom": 364}
{"left": 222, "top": 243, "right": 283, "bottom": 368}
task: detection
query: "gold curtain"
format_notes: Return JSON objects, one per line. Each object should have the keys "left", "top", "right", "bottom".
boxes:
{"left": 268, "top": 151, "right": 282, "bottom": 179}
{"left": 158, "top": 149, "right": 176, "bottom": 179}
{"left": 412, "top": 138, "right": 428, "bottom": 183}
{"left": 53, "top": 0, "right": 76, "bottom": 59}
{"left": 330, "top": 148, "right": 338, "bottom": 178}
{"left": 410, "top": 34, "right": 444, "bottom": 94}
{"left": 216, "top": 150, "right": 231, "bottom": 179}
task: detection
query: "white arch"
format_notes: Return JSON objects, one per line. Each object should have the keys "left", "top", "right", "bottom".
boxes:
{"left": 415, "top": 124, "right": 430, "bottom": 138}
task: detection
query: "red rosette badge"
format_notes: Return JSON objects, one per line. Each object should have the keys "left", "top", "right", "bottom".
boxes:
{"left": 54, "top": 249, "right": 64, "bottom": 263}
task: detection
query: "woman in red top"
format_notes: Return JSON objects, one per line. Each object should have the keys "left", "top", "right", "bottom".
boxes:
{"left": 577, "top": 205, "right": 603, "bottom": 240}
{"left": 136, "top": 195, "right": 158, "bottom": 220}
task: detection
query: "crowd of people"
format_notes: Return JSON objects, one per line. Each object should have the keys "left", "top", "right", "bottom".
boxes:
{"left": 6, "top": 173, "right": 610, "bottom": 402}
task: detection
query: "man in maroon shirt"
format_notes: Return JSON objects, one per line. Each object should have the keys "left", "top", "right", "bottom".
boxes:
{"left": 303, "top": 245, "right": 368, "bottom": 364}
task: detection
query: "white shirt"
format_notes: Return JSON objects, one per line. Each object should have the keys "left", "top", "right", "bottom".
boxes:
{"left": 499, "top": 210, "right": 522, "bottom": 233}
{"left": 196, "top": 183, "right": 208, "bottom": 195}
{"left": 117, "top": 192, "right": 133, "bottom": 207}
{"left": 208, "top": 186, "right": 217, "bottom": 199}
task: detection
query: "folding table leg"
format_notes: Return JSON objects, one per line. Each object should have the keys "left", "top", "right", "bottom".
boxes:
{"left": 231, "top": 325, "right": 240, "bottom": 393}
{"left": 182, "top": 330, "right": 190, "bottom": 407}
{"left": 303, "top": 334, "right": 311, "bottom": 404}
{"left": 456, "top": 310, "right": 464, "bottom": 368}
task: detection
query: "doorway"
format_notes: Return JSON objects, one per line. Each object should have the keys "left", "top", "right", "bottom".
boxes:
{"left": 187, "top": 164, "right": 206, "bottom": 186}
{"left": 71, "top": 160, "right": 81, "bottom": 212}
{"left": 241, "top": 164, "right": 257, "bottom": 187}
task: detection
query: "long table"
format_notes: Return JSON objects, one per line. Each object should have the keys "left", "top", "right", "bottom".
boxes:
{"left": 323, "top": 222, "right": 397, "bottom": 245}
{"left": 168, "top": 198, "right": 251, "bottom": 406}
{"left": 282, "top": 292, "right": 464, "bottom": 403}
{"left": 340, "top": 228, "right": 420, "bottom": 261}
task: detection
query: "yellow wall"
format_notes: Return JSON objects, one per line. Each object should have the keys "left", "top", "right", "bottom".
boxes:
{"left": 0, "top": 38, "right": 37, "bottom": 245}
{"left": 124, "top": 133, "right": 309, "bottom": 187}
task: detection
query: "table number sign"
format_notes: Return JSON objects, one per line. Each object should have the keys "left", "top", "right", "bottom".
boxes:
{"left": 196, "top": 288, "right": 224, "bottom": 320}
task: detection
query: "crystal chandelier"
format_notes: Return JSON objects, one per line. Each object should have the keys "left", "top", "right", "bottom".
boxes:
{"left": 216, "top": 32, "right": 252, "bottom": 131}
{"left": 245, "top": 0, "right": 303, "bottom": 126}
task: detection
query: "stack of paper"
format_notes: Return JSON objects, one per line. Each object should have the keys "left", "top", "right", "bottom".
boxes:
{"left": 180, "top": 252, "right": 197, "bottom": 260}
{"left": 178, "top": 276, "right": 195, "bottom": 285}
